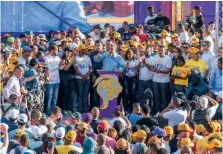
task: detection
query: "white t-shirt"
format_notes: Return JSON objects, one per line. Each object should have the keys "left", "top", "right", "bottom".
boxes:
{"left": 151, "top": 55, "right": 172, "bottom": 83}
{"left": 124, "top": 60, "right": 139, "bottom": 77}
{"left": 208, "top": 103, "right": 219, "bottom": 119}
{"left": 88, "top": 31, "right": 100, "bottom": 41}
{"left": 75, "top": 55, "right": 92, "bottom": 79}
{"left": 210, "top": 30, "right": 217, "bottom": 40}
{"left": 204, "top": 36, "right": 214, "bottom": 53}
{"left": 109, "top": 117, "right": 127, "bottom": 133}
{"left": 144, "top": 14, "right": 157, "bottom": 26}
{"left": 44, "top": 54, "right": 60, "bottom": 84}
{"left": 163, "top": 108, "right": 187, "bottom": 127}
{"left": 179, "top": 31, "right": 189, "bottom": 43}
{"left": 139, "top": 56, "right": 154, "bottom": 81}
{"left": 201, "top": 51, "right": 215, "bottom": 78}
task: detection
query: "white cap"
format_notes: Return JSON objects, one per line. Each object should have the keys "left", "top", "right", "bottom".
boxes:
{"left": 39, "top": 125, "right": 48, "bottom": 134}
{"left": 31, "top": 126, "right": 43, "bottom": 139}
{"left": 17, "top": 113, "right": 28, "bottom": 123}
{"left": 70, "top": 43, "right": 78, "bottom": 50}
{"left": 8, "top": 109, "right": 20, "bottom": 120}
{"left": 199, "top": 97, "right": 208, "bottom": 109}
{"left": 215, "top": 91, "right": 223, "bottom": 99}
{"left": 55, "top": 127, "right": 65, "bottom": 139}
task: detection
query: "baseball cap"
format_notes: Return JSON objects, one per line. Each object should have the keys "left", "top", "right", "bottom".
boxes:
{"left": 38, "top": 34, "right": 47, "bottom": 41}
{"left": 31, "top": 126, "right": 43, "bottom": 139}
{"left": 147, "top": 136, "right": 162, "bottom": 145}
{"left": 199, "top": 97, "right": 209, "bottom": 108}
{"left": 53, "top": 31, "right": 60, "bottom": 35}
{"left": 135, "top": 130, "right": 147, "bottom": 139}
{"left": 116, "top": 138, "right": 128, "bottom": 150}
{"left": 38, "top": 57, "right": 45, "bottom": 63}
{"left": 56, "top": 127, "right": 66, "bottom": 139}
{"left": 78, "top": 44, "right": 87, "bottom": 51}
{"left": 17, "top": 113, "right": 28, "bottom": 124}
{"left": 22, "top": 46, "right": 32, "bottom": 53}
{"left": 86, "top": 45, "right": 94, "bottom": 50}
{"left": 164, "top": 126, "right": 173, "bottom": 136}
{"left": 9, "top": 57, "right": 19, "bottom": 64}
{"left": 14, "top": 130, "right": 26, "bottom": 137}
{"left": 194, "top": 6, "right": 202, "bottom": 11}
{"left": 24, "top": 31, "right": 33, "bottom": 35}
{"left": 209, "top": 121, "right": 218, "bottom": 132}
{"left": 82, "top": 113, "right": 93, "bottom": 123}
{"left": 131, "top": 41, "right": 139, "bottom": 48}
{"left": 93, "top": 24, "right": 102, "bottom": 29}
{"left": 215, "top": 91, "right": 223, "bottom": 99}
{"left": 208, "top": 139, "right": 222, "bottom": 149}
{"left": 8, "top": 109, "right": 20, "bottom": 120}
{"left": 8, "top": 37, "right": 15, "bottom": 43}
{"left": 97, "top": 120, "right": 109, "bottom": 130}
{"left": 191, "top": 37, "right": 199, "bottom": 44}
{"left": 38, "top": 46, "right": 47, "bottom": 52}
{"left": 180, "top": 138, "right": 194, "bottom": 147}
{"left": 65, "top": 130, "right": 76, "bottom": 141}
{"left": 77, "top": 122, "right": 88, "bottom": 131}
{"left": 188, "top": 47, "right": 200, "bottom": 54}
{"left": 128, "top": 24, "right": 135, "bottom": 29}
{"left": 161, "top": 30, "right": 169, "bottom": 37}
{"left": 54, "top": 41, "right": 61, "bottom": 46}
{"left": 196, "top": 124, "right": 205, "bottom": 134}
{"left": 152, "top": 127, "right": 166, "bottom": 137}
{"left": 113, "top": 32, "right": 121, "bottom": 38}
{"left": 178, "top": 123, "right": 193, "bottom": 132}
{"left": 66, "top": 37, "right": 72, "bottom": 42}
{"left": 171, "top": 33, "right": 179, "bottom": 38}
{"left": 70, "top": 43, "right": 78, "bottom": 50}
{"left": 120, "top": 45, "right": 129, "bottom": 52}
{"left": 71, "top": 112, "right": 81, "bottom": 120}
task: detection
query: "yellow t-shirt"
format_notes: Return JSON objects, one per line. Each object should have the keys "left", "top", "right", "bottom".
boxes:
{"left": 56, "top": 145, "right": 83, "bottom": 154}
{"left": 171, "top": 65, "right": 190, "bottom": 86}
{"left": 185, "top": 59, "right": 208, "bottom": 76}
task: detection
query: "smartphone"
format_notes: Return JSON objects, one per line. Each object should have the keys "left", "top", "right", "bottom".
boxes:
{"left": 48, "top": 142, "right": 53, "bottom": 150}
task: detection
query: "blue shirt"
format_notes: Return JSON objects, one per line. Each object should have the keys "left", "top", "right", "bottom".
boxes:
{"left": 127, "top": 114, "right": 142, "bottom": 126}
{"left": 0, "top": 117, "right": 18, "bottom": 132}
{"left": 94, "top": 52, "right": 125, "bottom": 72}
{"left": 1, "top": 1, "right": 90, "bottom": 33}
{"left": 209, "top": 68, "right": 222, "bottom": 93}
{"left": 29, "top": 139, "right": 42, "bottom": 150}
{"left": 23, "top": 67, "right": 40, "bottom": 90}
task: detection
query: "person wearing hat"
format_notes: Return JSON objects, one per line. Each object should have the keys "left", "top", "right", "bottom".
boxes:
{"left": 48, "top": 31, "right": 61, "bottom": 45}
{"left": 171, "top": 55, "right": 190, "bottom": 94}
{"left": 18, "top": 46, "right": 32, "bottom": 67}
{"left": 88, "top": 24, "right": 102, "bottom": 41}
{"left": 177, "top": 23, "right": 189, "bottom": 43}
{"left": 196, "top": 124, "right": 205, "bottom": 136}
{"left": 153, "top": 9, "right": 170, "bottom": 31}
{"left": 55, "top": 127, "right": 66, "bottom": 146}
{"left": 121, "top": 24, "right": 135, "bottom": 41}
{"left": 75, "top": 44, "right": 92, "bottom": 113}
{"left": 8, "top": 113, "right": 33, "bottom": 140}
{"left": 172, "top": 138, "right": 194, "bottom": 154}
{"left": 8, "top": 56, "right": 19, "bottom": 72}
{"left": 5, "top": 37, "right": 15, "bottom": 52}
{"left": 191, "top": 37, "right": 200, "bottom": 47}
{"left": 169, "top": 123, "right": 192, "bottom": 153}
{"left": 161, "top": 30, "right": 171, "bottom": 44}
{"left": 185, "top": 47, "right": 208, "bottom": 77}
{"left": 1, "top": 109, "right": 19, "bottom": 132}
{"left": 56, "top": 130, "right": 83, "bottom": 153}
{"left": 86, "top": 44, "right": 94, "bottom": 54}
{"left": 132, "top": 130, "right": 148, "bottom": 154}
{"left": 59, "top": 46, "right": 76, "bottom": 112}
{"left": 164, "top": 126, "right": 174, "bottom": 143}
{"left": 7, "top": 130, "right": 26, "bottom": 153}
{"left": 115, "top": 138, "right": 130, "bottom": 154}
{"left": 76, "top": 122, "right": 88, "bottom": 146}
{"left": 194, "top": 6, "right": 205, "bottom": 29}
{"left": 29, "top": 126, "right": 45, "bottom": 150}
{"left": 207, "top": 139, "right": 222, "bottom": 154}
{"left": 70, "top": 112, "right": 81, "bottom": 128}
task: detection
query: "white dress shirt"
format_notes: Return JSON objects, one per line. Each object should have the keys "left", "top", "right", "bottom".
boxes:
{"left": 179, "top": 31, "right": 189, "bottom": 43}
{"left": 3, "top": 75, "right": 21, "bottom": 99}
{"left": 201, "top": 51, "right": 215, "bottom": 78}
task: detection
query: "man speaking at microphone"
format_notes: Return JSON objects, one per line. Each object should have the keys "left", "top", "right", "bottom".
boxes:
{"left": 94, "top": 43, "right": 125, "bottom": 72}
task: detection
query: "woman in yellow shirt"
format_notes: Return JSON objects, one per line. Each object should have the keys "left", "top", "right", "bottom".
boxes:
{"left": 171, "top": 55, "right": 190, "bottom": 94}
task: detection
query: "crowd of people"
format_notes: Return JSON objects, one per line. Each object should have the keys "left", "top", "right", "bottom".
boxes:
{"left": 0, "top": 5, "right": 222, "bottom": 154}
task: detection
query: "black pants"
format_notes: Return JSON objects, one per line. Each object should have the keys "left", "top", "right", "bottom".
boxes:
{"left": 153, "top": 82, "right": 171, "bottom": 113}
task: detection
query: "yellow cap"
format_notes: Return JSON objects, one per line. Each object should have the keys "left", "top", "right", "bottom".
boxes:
{"left": 131, "top": 41, "right": 139, "bottom": 48}
{"left": 120, "top": 45, "right": 129, "bottom": 52}
{"left": 66, "top": 37, "right": 72, "bottom": 42}
{"left": 8, "top": 64, "right": 16, "bottom": 71}
{"left": 196, "top": 124, "right": 205, "bottom": 134}
{"left": 191, "top": 10, "right": 196, "bottom": 15}
{"left": 65, "top": 130, "right": 76, "bottom": 141}
{"left": 164, "top": 126, "right": 174, "bottom": 136}
{"left": 9, "top": 57, "right": 18, "bottom": 64}
{"left": 211, "top": 132, "right": 223, "bottom": 141}
{"left": 147, "top": 136, "right": 161, "bottom": 146}
{"left": 116, "top": 138, "right": 128, "bottom": 150}
{"left": 135, "top": 130, "right": 147, "bottom": 139}
{"left": 209, "top": 121, "right": 218, "bottom": 132}
{"left": 161, "top": 30, "right": 169, "bottom": 36}
{"left": 191, "top": 37, "right": 199, "bottom": 44}
{"left": 178, "top": 123, "right": 193, "bottom": 132}
{"left": 188, "top": 47, "right": 199, "bottom": 54}
{"left": 180, "top": 138, "right": 194, "bottom": 147}
{"left": 77, "top": 122, "right": 88, "bottom": 131}
{"left": 78, "top": 44, "right": 87, "bottom": 51}
{"left": 113, "top": 32, "right": 121, "bottom": 38}
{"left": 86, "top": 45, "right": 94, "bottom": 50}
{"left": 14, "top": 130, "right": 26, "bottom": 137}
{"left": 171, "top": 33, "right": 179, "bottom": 38}
{"left": 208, "top": 139, "right": 222, "bottom": 149}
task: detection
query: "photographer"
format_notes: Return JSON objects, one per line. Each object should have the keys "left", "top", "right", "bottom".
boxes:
{"left": 159, "top": 97, "right": 188, "bottom": 127}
